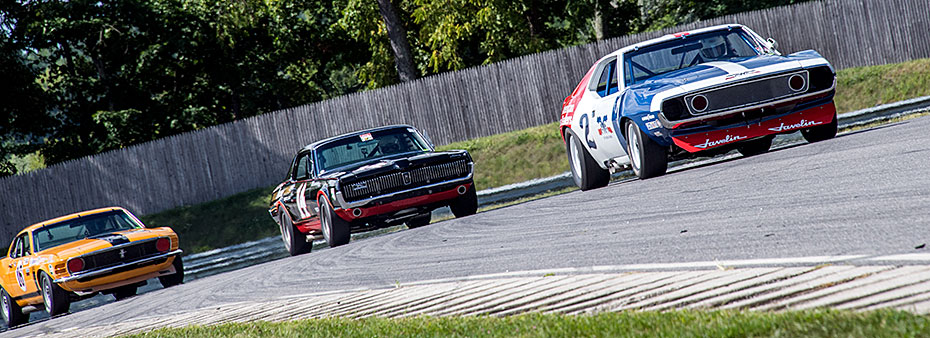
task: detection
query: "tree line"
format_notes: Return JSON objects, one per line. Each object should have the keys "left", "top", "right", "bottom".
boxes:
{"left": 0, "top": 0, "right": 806, "bottom": 176}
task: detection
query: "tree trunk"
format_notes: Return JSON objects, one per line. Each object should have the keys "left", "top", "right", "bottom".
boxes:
{"left": 593, "top": 0, "right": 604, "bottom": 41}
{"left": 376, "top": 0, "right": 417, "bottom": 82}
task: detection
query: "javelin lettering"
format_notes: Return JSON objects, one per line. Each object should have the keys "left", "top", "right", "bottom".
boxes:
{"left": 768, "top": 119, "right": 823, "bottom": 132}
{"left": 694, "top": 134, "right": 747, "bottom": 149}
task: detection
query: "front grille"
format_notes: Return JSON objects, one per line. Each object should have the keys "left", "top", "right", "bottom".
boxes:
{"left": 343, "top": 159, "right": 470, "bottom": 201}
{"left": 81, "top": 239, "right": 162, "bottom": 271}
{"left": 683, "top": 71, "right": 809, "bottom": 117}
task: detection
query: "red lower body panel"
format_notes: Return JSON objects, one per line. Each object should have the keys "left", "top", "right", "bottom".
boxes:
{"left": 336, "top": 183, "right": 471, "bottom": 222}
{"left": 672, "top": 102, "right": 836, "bottom": 153}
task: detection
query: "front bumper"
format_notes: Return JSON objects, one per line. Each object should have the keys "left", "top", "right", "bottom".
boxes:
{"left": 54, "top": 249, "right": 183, "bottom": 284}
{"left": 334, "top": 172, "right": 474, "bottom": 209}
{"left": 671, "top": 101, "right": 836, "bottom": 153}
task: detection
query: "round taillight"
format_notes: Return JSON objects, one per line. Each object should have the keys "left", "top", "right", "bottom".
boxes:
{"left": 788, "top": 74, "right": 806, "bottom": 92}
{"left": 691, "top": 95, "right": 709, "bottom": 112}
{"left": 156, "top": 238, "right": 171, "bottom": 252}
{"left": 67, "top": 258, "right": 85, "bottom": 273}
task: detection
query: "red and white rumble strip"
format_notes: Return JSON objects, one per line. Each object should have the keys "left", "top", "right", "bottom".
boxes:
{"left": 30, "top": 254, "right": 930, "bottom": 337}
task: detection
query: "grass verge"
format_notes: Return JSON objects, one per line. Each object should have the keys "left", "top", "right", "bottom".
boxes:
{"left": 127, "top": 310, "right": 929, "bottom": 338}
{"left": 149, "top": 58, "right": 930, "bottom": 254}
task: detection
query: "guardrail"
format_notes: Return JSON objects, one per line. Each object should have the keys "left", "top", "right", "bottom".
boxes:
{"left": 185, "top": 97, "right": 930, "bottom": 280}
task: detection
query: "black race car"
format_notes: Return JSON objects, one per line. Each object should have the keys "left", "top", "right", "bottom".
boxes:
{"left": 269, "top": 125, "right": 478, "bottom": 255}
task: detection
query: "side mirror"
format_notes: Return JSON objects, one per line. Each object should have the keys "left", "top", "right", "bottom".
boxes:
{"left": 766, "top": 38, "right": 779, "bottom": 52}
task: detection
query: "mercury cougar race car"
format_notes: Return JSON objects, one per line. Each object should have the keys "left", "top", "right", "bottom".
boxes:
{"left": 269, "top": 125, "right": 477, "bottom": 256}
{"left": 1, "top": 207, "right": 183, "bottom": 328}
{"left": 560, "top": 24, "right": 838, "bottom": 190}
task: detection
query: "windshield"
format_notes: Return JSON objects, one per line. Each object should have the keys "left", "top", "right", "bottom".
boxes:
{"left": 32, "top": 210, "right": 143, "bottom": 252}
{"left": 315, "top": 127, "right": 431, "bottom": 173}
{"left": 624, "top": 28, "right": 761, "bottom": 85}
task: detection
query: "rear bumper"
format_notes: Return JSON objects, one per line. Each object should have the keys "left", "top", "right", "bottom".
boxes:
{"left": 671, "top": 100, "right": 836, "bottom": 153}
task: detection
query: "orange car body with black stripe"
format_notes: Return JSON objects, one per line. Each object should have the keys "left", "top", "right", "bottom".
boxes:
{"left": 0, "top": 207, "right": 181, "bottom": 311}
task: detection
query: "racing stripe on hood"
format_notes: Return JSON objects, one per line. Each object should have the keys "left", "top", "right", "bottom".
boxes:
{"left": 702, "top": 61, "right": 749, "bottom": 74}
{"left": 89, "top": 233, "right": 130, "bottom": 246}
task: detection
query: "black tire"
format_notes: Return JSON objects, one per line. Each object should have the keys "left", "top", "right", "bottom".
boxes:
{"left": 112, "top": 285, "right": 137, "bottom": 301}
{"left": 278, "top": 206, "right": 311, "bottom": 256}
{"left": 737, "top": 135, "right": 774, "bottom": 157}
{"left": 450, "top": 185, "right": 478, "bottom": 218}
{"left": 625, "top": 120, "right": 668, "bottom": 179}
{"left": 565, "top": 130, "right": 609, "bottom": 191}
{"left": 320, "top": 198, "right": 350, "bottom": 248}
{"left": 159, "top": 256, "right": 185, "bottom": 288}
{"left": 406, "top": 213, "right": 432, "bottom": 229}
{"left": 1, "top": 287, "right": 28, "bottom": 328}
{"left": 801, "top": 113, "right": 838, "bottom": 143}
{"left": 40, "top": 271, "right": 70, "bottom": 317}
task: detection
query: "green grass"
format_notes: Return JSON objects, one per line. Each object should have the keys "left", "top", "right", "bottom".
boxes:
{"left": 834, "top": 58, "right": 930, "bottom": 113}
{"left": 146, "top": 58, "right": 930, "bottom": 254}
{"left": 139, "top": 187, "right": 277, "bottom": 254}
{"left": 126, "top": 310, "right": 930, "bottom": 338}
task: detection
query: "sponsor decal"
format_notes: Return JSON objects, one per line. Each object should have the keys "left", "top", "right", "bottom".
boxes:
{"left": 653, "top": 131, "right": 663, "bottom": 137}
{"left": 360, "top": 133, "right": 373, "bottom": 142}
{"left": 15, "top": 261, "right": 27, "bottom": 292}
{"left": 641, "top": 114, "right": 656, "bottom": 121}
{"left": 724, "top": 70, "right": 761, "bottom": 80}
{"left": 768, "top": 119, "right": 823, "bottom": 132}
{"left": 645, "top": 121, "right": 661, "bottom": 130}
{"left": 562, "top": 104, "right": 575, "bottom": 114}
{"left": 560, "top": 116, "right": 572, "bottom": 125}
{"left": 352, "top": 182, "right": 368, "bottom": 191}
{"left": 596, "top": 115, "right": 613, "bottom": 135}
{"left": 694, "top": 134, "right": 747, "bottom": 149}
{"left": 296, "top": 182, "right": 311, "bottom": 219}
{"left": 673, "top": 32, "right": 690, "bottom": 38}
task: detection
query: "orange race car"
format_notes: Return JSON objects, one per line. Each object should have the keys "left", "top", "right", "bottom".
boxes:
{"left": 0, "top": 207, "right": 184, "bottom": 328}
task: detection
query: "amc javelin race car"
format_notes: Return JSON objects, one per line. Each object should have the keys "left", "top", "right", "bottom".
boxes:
{"left": 560, "top": 24, "right": 838, "bottom": 190}
{"left": 1, "top": 207, "right": 183, "bottom": 328}
{"left": 269, "top": 125, "right": 478, "bottom": 256}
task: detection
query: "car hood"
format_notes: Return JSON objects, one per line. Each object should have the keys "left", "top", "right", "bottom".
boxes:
{"left": 322, "top": 150, "right": 471, "bottom": 182}
{"left": 628, "top": 54, "right": 808, "bottom": 96}
{"left": 38, "top": 228, "right": 167, "bottom": 258}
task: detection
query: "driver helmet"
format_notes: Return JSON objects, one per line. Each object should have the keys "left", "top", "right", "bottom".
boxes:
{"left": 700, "top": 35, "right": 727, "bottom": 59}
{"left": 380, "top": 135, "right": 402, "bottom": 153}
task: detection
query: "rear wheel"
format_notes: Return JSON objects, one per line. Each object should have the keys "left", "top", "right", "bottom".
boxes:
{"left": 40, "top": 271, "right": 70, "bottom": 317}
{"left": 279, "top": 206, "right": 311, "bottom": 256}
{"left": 626, "top": 120, "right": 668, "bottom": 179}
{"left": 565, "top": 130, "right": 609, "bottom": 190}
{"left": 320, "top": 198, "right": 351, "bottom": 248}
{"left": 112, "top": 285, "right": 137, "bottom": 301}
{"left": 737, "top": 135, "right": 774, "bottom": 157}
{"left": 1, "top": 287, "right": 28, "bottom": 328}
{"left": 406, "top": 213, "right": 432, "bottom": 229}
{"left": 801, "top": 113, "right": 838, "bottom": 143}
{"left": 450, "top": 185, "right": 478, "bottom": 218}
{"left": 159, "top": 256, "right": 185, "bottom": 287}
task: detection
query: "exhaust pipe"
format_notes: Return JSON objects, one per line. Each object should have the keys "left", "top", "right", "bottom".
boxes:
{"left": 457, "top": 185, "right": 468, "bottom": 195}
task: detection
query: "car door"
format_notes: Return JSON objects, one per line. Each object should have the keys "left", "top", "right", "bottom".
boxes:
{"left": 1, "top": 233, "right": 40, "bottom": 304}
{"left": 587, "top": 57, "right": 627, "bottom": 161}
{"left": 284, "top": 151, "right": 322, "bottom": 225}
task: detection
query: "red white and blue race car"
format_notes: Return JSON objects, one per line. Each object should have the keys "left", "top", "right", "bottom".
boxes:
{"left": 560, "top": 24, "right": 837, "bottom": 190}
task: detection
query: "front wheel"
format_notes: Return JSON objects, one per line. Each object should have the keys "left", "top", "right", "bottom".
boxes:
{"left": 625, "top": 120, "right": 667, "bottom": 179}
{"left": 1, "top": 287, "right": 28, "bottom": 328}
{"left": 40, "top": 271, "right": 70, "bottom": 317}
{"left": 801, "top": 113, "right": 838, "bottom": 143}
{"left": 450, "top": 185, "right": 478, "bottom": 218}
{"left": 565, "top": 130, "right": 609, "bottom": 190}
{"left": 737, "top": 135, "right": 774, "bottom": 157}
{"left": 279, "top": 206, "right": 311, "bottom": 256}
{"left": 159, "top": 256, "right": 185, "bottom": 288}
{"left": 320, "top": 198, "right": 351, "bottom": 248}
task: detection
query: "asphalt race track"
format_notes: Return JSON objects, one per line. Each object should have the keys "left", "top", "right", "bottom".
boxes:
{"left": 9, "top": 115, "right": 930, "bottom": 336}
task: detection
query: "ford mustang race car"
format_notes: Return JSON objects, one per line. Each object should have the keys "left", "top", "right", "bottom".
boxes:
{"left": 1, "top": 207, "right": 183, "bottom": 328}
{"left": 560, "top": 24, "right": 837, "bottom": 190}
{"left": 268, "top": 125, "right": 477, "bottom": 256}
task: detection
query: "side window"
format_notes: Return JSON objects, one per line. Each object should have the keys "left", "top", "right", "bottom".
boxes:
{"left": 9, "top": 234, "right": 27, "bottom": 258}
{"left": 595, "top": 59, "right": 619, "bottom": 97}
{"left": 293, "top": 154, "right": 311, "bottom": 180}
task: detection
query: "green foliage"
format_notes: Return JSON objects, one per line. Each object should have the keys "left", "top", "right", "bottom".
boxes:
{"left": 834, "top": 58, "right": 930, "bottom": 113}
{"left": 638, "top": 0, "right": 811, "bottom": 31}
{"left": 128, "top": 310, "right": 930, "bottom": 338}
